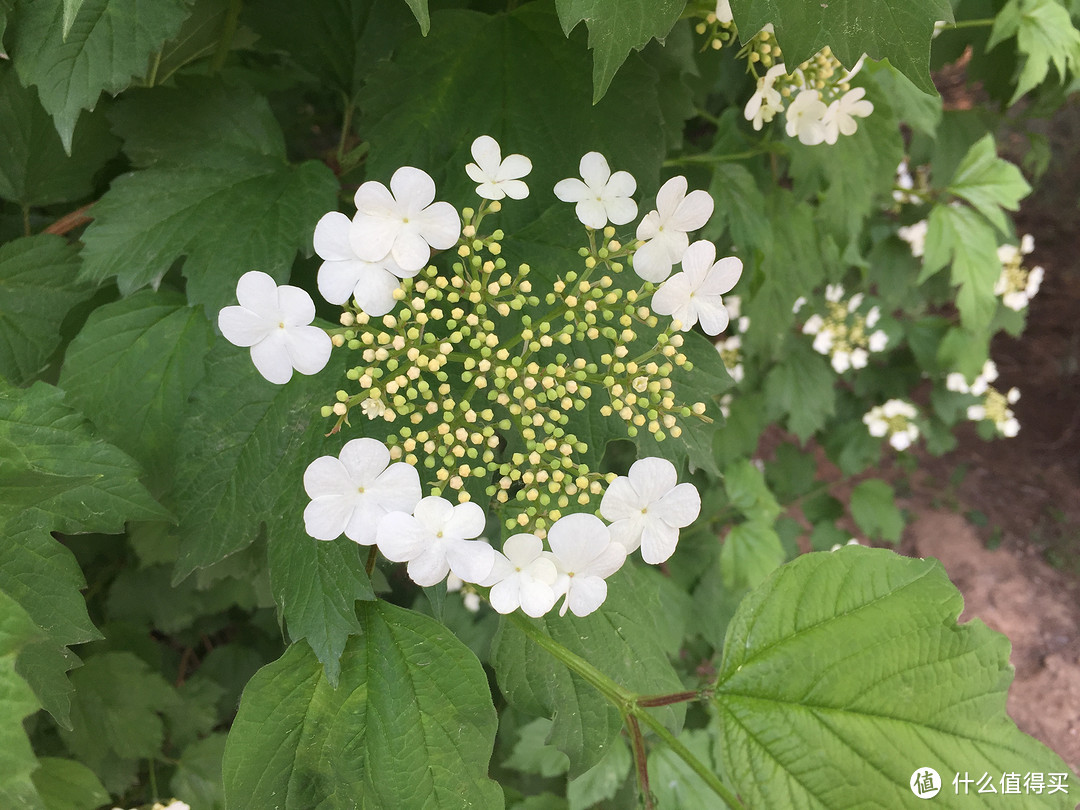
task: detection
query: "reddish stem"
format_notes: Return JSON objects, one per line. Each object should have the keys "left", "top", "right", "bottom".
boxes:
{"left": 626, "top": 714, "right": 655, "bottom": 810}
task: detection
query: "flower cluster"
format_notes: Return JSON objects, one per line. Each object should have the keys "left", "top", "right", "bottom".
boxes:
{"left": 947, "top": 360, "right": 1021, "bottom": 437}
{"left": 863, "top": 399, "right": 920, "bottom": 451}
{"left": 794, "top": 284, "right": 888, "bottom": 373}
{"left": 303, "top": 440, "right": 700, "bottom": 617}
{"left": 995, "top": 235, "right": 1044, "bottom": 312}
{"left": 714, "top": 295, "right": 749, "bottom": 383}
{"left": 741, "top": 30, "right": 873, "bottom": 145}
{"left": 693, "top": 0, "right": 737, "bottom": 50}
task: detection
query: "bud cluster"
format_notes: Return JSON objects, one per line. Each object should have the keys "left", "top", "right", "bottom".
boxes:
{"left": 995, "top": 235, "right": 1044, "bottom": 312}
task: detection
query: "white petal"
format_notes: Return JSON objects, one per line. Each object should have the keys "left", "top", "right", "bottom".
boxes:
{"left": 376, "top": 512, "right": 431, "bottom": 562}
{"left": 554, "top": 177, "right": 589, "bottom": 203}
{"left": 350, "top": 213, "right": 399, "bottom": 263}
{"left": 607, "top": 517, "right": 644, "bottom": 553}
{"left": 353, "top": 179, "right": 397, "bottom": 216}
{"left": 566, "top": 576, "right": 608, "bottom": 617}
{"left": 605, "top": 170, "right": 637, "bottom": 198}
{"left": 446, "top": 539, "right": 496, "bottom": 584}
{"left": 599, "top": 476, "right": 644, "bottom": 521}
{"left": 416, "top": 201, "right": 461, "bottom": 250}
{"left": 303, "top": 495, "right": 355, "bottom": 541}
{"left": 498, "top": 154, "right": 533, "bottom": 181}
{"left": 498, "top": 179, "right": 530, "bottom": 200}
{"left": 304, "top": 456, "right": 350, "bottom": 499}
{"left": 603, "top": 196, "right": 638, "bottom": 226}
{"left": 390, "top": 166, "right": 436, "bottom": 211}
{"left": 651, "top": 273, "right": 693, "bottom": 317}
{"left": 444, "top": 500, "right": 486, "bottom": 540}
{"left": 218, "top": 306, "right": 270, "bottom": 348}
{"left": 636, "top": 210, "right": 661, "bottom": 241}
{"left": 639, "top": 519, "right": 679, "bottom": 564}
{"left": 276, "top": 285, "right": 317, "bottom": 326}
{"left": 578, "top": 152, "right": 612, "bottom": 188}
{"left": 575, "top": 199, "right": 609, "bottom": 230}
{"left": 680, "top": 240, "right": 715, "bottom": 275}
{"left": 313, "top": 212, "right": 356, "bottom": 262}
{"left": 343, "top": 497, "right": 391, "bottom": 546}
{"left": 703, "top": 257, "right": 743, "bottom": 295}
{"left": 695, "top": 300, "right": 730, "bottom": 336}
{"left": 470, "top": 135, "right": 502, "bottom": 174}
{"left": 655, "top": 176, "right": 689, "bottom": 219}
{"left": 407, "top": 546, "right": 452, "bottom": 587}
{"left": 338, "top": 438, "right": 389, "bottom": 484}
{"left": 249, "top": 331, "right": 294, "bottom": 384}
{"left": 632, "top": 238, "right": 674, "bottom": 283}
{"left": 654, "top": 482, "right": 701, "bottom": 527}
{"left": 284, "top": 326, "right": 332, "bottom": 375}
{"left": 350, "top": 265, "right": 401, "bottom": 317}
{"left": 317, "top": 259, "right": 366, "bottom": 305}
{"left": 670, "top": 189, "right": 714, "bottom": 231}
{"left": 391, "top": 228, "right": 431, "bottom": 273}
{"left": 518, "top": 578, "right": 557, "bottom": 617}
{"left": 547, "top": 513, "right": 610, "bottom": 571}
{"left": 235, "top": 270, "right": 280, "bottom": 313}
{"left": 370, "top": 463, "right": 422, "bottom": 514}
{"left": 489, "top": 577, "right": 523, "bottom": 614}
{"left": 628, "top": 457, "right": 678, "bottom": 503}
{"left": 413, "top": 496, "right": 456, "bottom": 531}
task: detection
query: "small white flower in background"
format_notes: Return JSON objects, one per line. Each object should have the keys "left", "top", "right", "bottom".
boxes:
{"left": 446, "top": 574, "right": 482, "bottom": 612}
{"left": 894, "top": 159, "right": 916, "bottom": 204}
{"left": 466, "top": 135, "right": 532, "bottom": 201}
{"left": 313, "top": 211, "right": 408, "bottom": 316}
{"left": 799, "top": 285, "right": 887, "bottom": 373}
{"left": 482, "top": 534, "right": 559, "bottom": 617}
{"left": 897, "top": 219, "right": 929, "bottom": 258}
{"left": 995, "top": 236, "right": 1043, "bottom": 311}
{"left": 792, "top": 296, "right": 807, "bottom": 313}
{"left": 785, "top": 89, "right": 830, "bottom": 146}
{"left": 377, "top": 496, "right": 495, "bottom": 587}
{"left": 553, "top": 151, "right": 638, "bottom": 230}
{"left": 360, "top": 397, "right": 386, "bottom": 419}
{"left": 633, "top": 176, "right": 715, "bottom": 283}
{"left": 829, "top": 538, "right": 861, "bottom": 552}
{"left": 303, "top": 438, "right": 422, "bottom": 544}
{"left": 822, "top": 87, "right": 874, "bottom": 144}
{"left": 599, "top": 457, "right": 701, "bottom": 564}
{"left": 351, "top": 166, "right": 461, "bottom": 272}
{"left": 744, "top": 64, "right": 787, "bottom": 131}
{"left": 863, "top": 399, "right": 920, "bottom": 451}
{"left": 152, "top": 801, "right": 191, "bottom": 810}
{"left": 218, "top": 270, "right": 332, "bottom": 385}
{"left": 651, "top": 241, "right": 742, "bottom": 335}
{"left": 946, "top": 372, "right": 970, "bottom": 393}
{"left": 968, "top": 386, "right": 1021, "bottom": 437}
{"left": 716, "top": 334, "right": 745, "bottom": 382}
{"left": 969, "top": 359, "right": 998, "bottom": 396}
{"left": 546, "top": 513, "right": 627, "bottom": 617}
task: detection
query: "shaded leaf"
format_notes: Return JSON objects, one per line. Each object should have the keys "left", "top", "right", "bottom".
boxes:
{"left": 945, "top": 134, "right": 1031, "bottom": 233}
{"left": 31, "top": 757, "right": 110, "bottom": 810}
{"left": 849, "top": 478, "right": 904, "bottom": 542}
{"left": 921, "top": 203, "right": 1001, "bottom": 333}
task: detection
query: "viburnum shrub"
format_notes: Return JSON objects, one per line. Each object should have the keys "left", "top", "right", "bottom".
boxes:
{"left": 2, "top": 0, "right": 1077, "bottom": 808}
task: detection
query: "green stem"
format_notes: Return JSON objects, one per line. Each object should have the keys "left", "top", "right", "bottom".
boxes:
{"left": 147, "top": 757, "right": 159, "bottom": 801}
{"left": 943, "top": 18, "right": 996, "bottom": 30}
{"left": 146, "top": 49, "right": 162, "bottom": 88}
{"left": 664, "top": 148, "right": 769, "bottom": 167}
{"left": 210, "top": 0, "right": 243, "bottom": 73}
{"left": 337, "top": 98, "right": 355, "bottom": 168}
{"left": 365, "top": 545, "right": 379, "bottom": 577}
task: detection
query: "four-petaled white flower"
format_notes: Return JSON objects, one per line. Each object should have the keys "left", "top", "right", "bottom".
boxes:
{"left": 744, "top": 64, "right": 787, "bottom": 131}
{"left": 466, "top": 135, "right": 532, "bottom": 201}
{"left": 633, "top": 176, "right": 715, "bottom": 282}
{"left": 303, "top": 438, "right": 422, "bottom": 545}
{"left": 651, "top": 241, "right": 742, "bottom": 335}
{"left": 313, "top": 211, "right": 409, "bottom": 316}
{"left": 599, "top": 457, "right": 701, "bottom": 564}
{"left": 218, "top": 270, "right": 332, "bottom": 384}
{"left": 376, "top": 496, "right": 495, "bottom": 587}
{"left": 351, "top": 166, "right": 461, "bottom": 272}
{"left": 482, "top": 534, "right": 559, "bottom": 617}
{"left": 546, "top": 514, "right": 627, "bottom": 617}
{"left": 785, "top": 89, "right": 830, "bottom": 146}
{"left": 554, "top": 152, "right": 638, "bottom": 230}
{"left": 822, "top": 87, "right": 874, "bottom": 144}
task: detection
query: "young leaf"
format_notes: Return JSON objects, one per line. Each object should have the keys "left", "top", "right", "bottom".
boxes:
{"left": 712, "top": 547, "right": 1076, "bottom": 808}
{"left": 223, "top": 602, "right": 503, "bottom": 809}
{"left": 8, "top": 0, "right": 193, "bottom": 150}
{"left": 554, "top": 0, "right": 684, "bottom": 102}
{"left": 945, "top": 134, "right": 1031, "bottom": 233}
{"left": 921, "top": 203, "right": 1001, "bottom": 333}
{"left": 729, "top": 0, "right": 953, "bottom": 94}
{"left": 988, "top": 0, "right": 1080, "bottom": 103}
{"left": 0, "top": 234, "right": 91, "bottom": 385}
{"left": 849, "top": 478, "right": 904, "bottom": 542}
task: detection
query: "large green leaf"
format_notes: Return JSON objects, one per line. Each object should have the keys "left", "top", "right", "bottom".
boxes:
{"left": 945, "top": 134, "right": 1031, "bottom": 233}
{"left": 988, "top": 0, "right": 1080, "bottom": 103}
{"left": 554, "top": 0, "right": 684, "bottom": 102}
{"left": 59, "top": 290, "right": 214, "bottom": 489}
{"left": 0, "top": 234, "right": 91, "bottom": 385}
{"left": 0, "top": 63, "right": 119, "bottom": 207}
{"left": 729, "top": 0, "right": 952, "bottom": 94}
{"left": 8, "top": 0, "right": 193, "bottom": 151}
{"left": 713, "top": 547, "right": 1076, "bottom": 808}
{"left": 921, "top": 203, "right": 1001, "bottom": 334}
{"left": 222, "top": 602, "right": 503, "bottom": 809}
{"left": 763, "top": 339, "right": 836, "bottom": 441}
{"left": 491, "top": 565, "right": 685, "bottom": 776}
{"left": 78, "top": 78, "right": 338, "bottom": 315}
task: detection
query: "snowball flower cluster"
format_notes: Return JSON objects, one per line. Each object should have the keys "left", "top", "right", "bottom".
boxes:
{"left": 218, "top": 271, "right": 332, "bottom": 384}
{"left": 863, "top": 399, "right": 920, "bottom": 451}
{"left": 799, "top": 284, "right": 888, "bottom": 373}
{"left": 302, "top": 440, "right": 700, "bottom": 618}
{"left": 995, "top": 235, "right": 1043, "bottom": 311}
{"left": 651, "top": 241, "right": 742, "bottom": 335}
{"left": 554, "top": 152, "right": 637, "bottom": 230}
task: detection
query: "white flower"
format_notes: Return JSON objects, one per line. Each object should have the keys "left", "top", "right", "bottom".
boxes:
{"left": 894, "top": 159, "right": 916, "bottom": 204}
{"left": 482, "top": 534, "right": 559, "bottom": 617}
{"left": 547, "top": 513, "right": 627, "bottom": 617}
{"left": 651, "top": 241, "right": 742, "bottom": 335}
{"left": 822, "top": 87, "right": 874, "bottom": 144}
{"left": 360, "top": 397, "right": 386, "bottom": 419}
{"left": 376, "top": 496, "right": 495, "bottom": 587}
{"left": 599, "top": 457, "right": 701, "bottom": 564}
{"left": 785, "top": 89, "right": 830, "bottom": 145}
{"left": 825, "top": 283, "right": 845, "bottom": 302}
{"left": 744, "top": 64, "right": 787, "bottom": 131}
{"left": 829, "top": 538, "right": 861, "bottom": 552}
{"left": 946, "top": 372, "right": 970, "bottom": 393}
{"left": 553, "top": 152, "right": 638, "bottom": 230}
{"left": 716, "top": 334, "right": 744, "bottom": 382}
{"left": 152, "top": 802, "right": 191, "bottom": 810}
{"left": 863, "top": 399, "right": 919, "bottom": 451}
{"left": 313, "top": 211, "right": 408, "bottom": 316}
{"left": 350, "top": 166, "right": 461, "bottom": 272}
{"left": 303, "top": 438, "right": 422, "bottom": 544}
{"left": 218, "top": 271, "right": 332, "bottom": 384}
{"left": 633, "top": 176, "right": 715, "bottom": 283}
{"left": 831, "top": 349, "right": 852, "bottom": 374}
{"left": 465, "top": 135, "right": 532, "bottom": 201}
{"left": 792, "top": 296, "right": 807, "bottom": 313}
{"left": 868, "top": 330, "right": 889, "bottom": 352}
{"left": 898, "top": 220, "right": 928, "bottom": 258}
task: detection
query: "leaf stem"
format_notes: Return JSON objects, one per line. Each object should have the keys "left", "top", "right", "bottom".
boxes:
{"left": 625, "top": 713, "right": 655, "bottom": 809}
{"left": 337, "top": 98, "right": 355, "bottom": 169}
{"left": 147, "top": 757, "right": 159, "bottom": 800}
{"left": 664, "top": 148, "right": 770, "bottom": 167}
{"left": 942, "top": 18, "right": 996, "bottom": 30}
{"left": 211, "top": 0, "right": 243, "bottom": 73}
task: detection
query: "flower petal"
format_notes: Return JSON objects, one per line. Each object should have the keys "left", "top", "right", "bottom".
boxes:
{"left": 470, "top": 135, "right": 502, "bottom": 174}
{"left": 639, "top": 519, "right": 679, "bottom": 564}
{"left": 317, "top": 259, "right": 366, "bottom": 306}
{"left": 413, "top": 496, "right": 456, "bottom": 532}
{"left": 628, "top": 457, "right": 678, "bottom": 503}
{"left": 338, "top": 438, "right": 390, "bottom": 485}
{"left": 518, "top": 577, "right": 557, "bottom": 617}
{"left": 390, "top": 166, "right": 436, "bottom": 212}
{"left": 554, "top": 177, "right": 589, "bottom": 203}
{"left": 446, "top": 538, "right": 496, "bottom": 584}
{"left": 303, "top": 495, "right": 356, "bottom": 541}
{"left": 632, "top": 238, "right": 674, "bottom": 283}
{"left": 235, "top": 270, "right": 280, "bottom": 313}
{"left": 498, "top": 154, "right": 532, "bottom": 181}
{"left": 249, "top": 331, "right": 294, "bottom": 384}
{"left": 489, "top": 577, "right": 523, "bottom": 614}
{"left": 670, "top": 189, "right": 714, "bottom": 232}
{"left": 416, "top": 201, "right": 461, "bottom": 250}
{"left": 651, "top": 272, "right": 693, "bottom": 317}
{"left": 376, "top": 512, "right": 431, "bottom": 562}
{"left": 313, "top": 212, "right": 356, "bottom": 262}
{"left": 218, "top": 306, "right": 270, "bottom": 347}
{"left": 578, "top": 152, "right": 611, "bottom": 189}
{"left": 655, "top": 482, "right": 701, "bottom": 528}
{"left": 444, "top": 500, "right": 486, "bottom": 540}
{"left": 391, "top": 228, "right": 432, "bottom": 273}
{"left": 654, "top": 176, "right": 688, "bottom": 219}
{"left": 599, "top": 476, "right": 644, "bottom": 521}
{"left": 695, "top": 301, "right": 730, "bottom": 336}
{"left": 604, "top": 196, "right": 638, "bottom": 226}
{"left": 370, "top": 462, "right": 422, "bottom": 514}
{"left": 566, "top": 576, "right": 608, "bottom": 617}
{"left": 702, "top": 257, "right": 743, "bottom": 295}
{"left": 276, "top": 285, "right": 317, "bottom": 326}
{"left": 407, "top": 546, "right": 452, "bottom": 587}
{"left": 285, "top": 326, "right": 332, "bottom": 376}
{"left": 575, "top": 199, "right": 609, "bottom": 230}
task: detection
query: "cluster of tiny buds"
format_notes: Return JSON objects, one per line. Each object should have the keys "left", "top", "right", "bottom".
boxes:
{"left": 694, "top": 0, "right": 736, "bottom": 50}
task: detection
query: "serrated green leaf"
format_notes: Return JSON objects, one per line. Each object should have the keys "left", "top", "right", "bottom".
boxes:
{"left": 713, "top": 547, "right": 1075, "bottom": 808}
{"left": 0, "top": 63, "right": 119, "bottom": 207}
{"left": 730, "top": 0, "right": 952, "bottom": 94}
{"left": 921, "top": 203, "right": 1001, "bottom": 333}
{"left": 59, "top": 290, "right": 213, "bottom": 489}
{"left": 723, "top": 458, "right": 780, "bottom": 522}
{"left": 945, "top": 134, "right": 1031, "bottom": 232}
{"left": 171, "top": 733, "right": 226, "bottom": 810}
{"left": 705, "top": 161, "right": 772, "bottom": 253}
{"left": 555, "top": 0, "right": 683, "bottom": 102}
{"left": 989, "top": 0, "right": 1080, "bottom": 103}
{"left": 223, "top": 602, "right": 503, "bottom": 809}
{"left": 849, "top": 478, "right": 904, "bottom": 542}
{"left": 719, "top": 520, "right": 785, "bottom": 589}
{"left": 0, "top": 234, "right": 91, "bottom": 385}
{"left": 8, "top": 0, "right": 193, "bottom": 151}
{"left": 152, "top": 0, "right": 236, "bottom": 85}
{"left": 491, "top": 565, "right": 684, "bottom": 776}
{"left": 0, "top": 590, "right": 46, "bottom": 810}
{"left": 31, "top": 757, "right": 110, "bottom": 810}
{"left": 763, "top": 340, "right": 836, "bottom": 441}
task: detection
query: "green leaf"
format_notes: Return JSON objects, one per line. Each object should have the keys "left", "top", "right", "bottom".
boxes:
{"left": 921, "top": 203, "right": 1002, "bottom": 333}
{"left": 705, "top": 161, "right": 772, "bottom": 253}
{"left": 720, "top": 520, "right": 785, "bottom": 590}
{"left": 0, "top": 590, "right": 47, "bottom": 810}
{"left": 713, "top": 547, "right": 1076, "bottom": 808}
{"left": 61, "top": 0, "right": 83, "bottom": 38}
{"left": 400, "top": 0, "right": 429, "bottom": 35}
{"left": 31, "top": 757, "right": 110, "bottom": 810}
{"left": 59, "top": 290, "right": 213, "bottom": 489}
{"left": 223, "top": 602, "right": 503, "bottom": 809}
{"left": 729, "top": 0, "right": 953, "bottom": 94}
{"left": 171, "top": 734, "right": 226, "bottom": 810}
{"left": 566, "top": 736, "right": 630, "bottom": 810}
{"left": 988, "top": 0, "right": 1080, "bottom": 103}
{"left": 78, "top": 79, "right": 338, "bottom": 314}
{"left": 491, "top": 566, "right": 684, "bottom": 776}
{"left": 554, "top": 0, "right": 683, "bottom": 102}
{"left": 723, "top": 458, "right": 780, "bottom": 522}
{"left": 945, "top": 134, "right": 1031, "bottom": 233}
{"left": 8, "top": 0, "right": 193, "bottom": 150}
{"left": 0, "top": 234, "right": 91, "bottom": 385}
{"left": 0, "top": 63, "right": 119, "bottom": 207}
{"left": 647, "top": 730, "right": 726, "bottom": 810}
{"left": 504, "top": 718, "right": 571, "bottom": 778}
{"left": 763, "top": 340, "right": 837, "bottom": 441}
{"left": 849, "top": 478, "right": 904, "bottom": 542}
